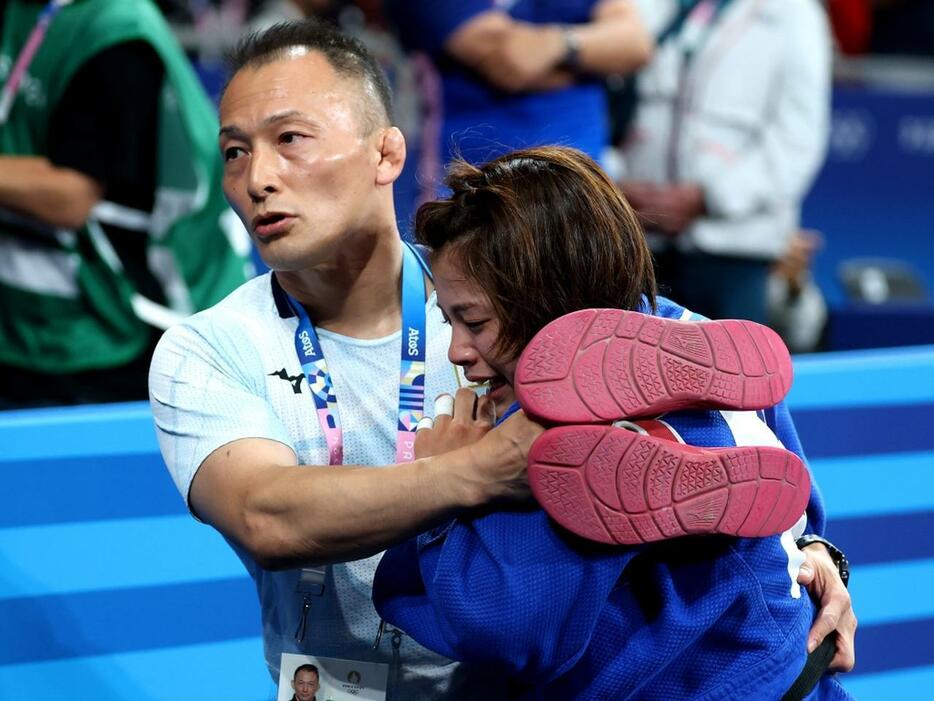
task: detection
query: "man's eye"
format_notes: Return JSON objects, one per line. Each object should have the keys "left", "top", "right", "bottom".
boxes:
{"left": 280, "top": 132, "right": 305, "bottom": 145}
{"left": 223, "top": 146, "right": 244, "bottom": 162}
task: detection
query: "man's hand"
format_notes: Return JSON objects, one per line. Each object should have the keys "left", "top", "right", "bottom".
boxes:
{"left": 797, "top": 543, "right": 857, "bottom": 672}
{"left": 444, "top": 4, "right": 651, "bottom": 94}
{"left": 618, "top": 179, "right": 655, "bottom": 211}
{"left": 0, "top": 156, "right": 103, "bottom": 229}
{"left": 415, "top": 388, "right": 496, "bottom": 459}
{"left": 656, "top": 183, "right": 706, "bottom": 232}
{"left": 415, "top": 389, "right": 544, "bottom": 503}
{"left": 773, "top": 229, "right": 823, "bottom": 297}
{"left": 619, "top": 181, "right": 706, "bottom": 235}
{"left": 476, "top": 23, "right": 569, "bottom": 92}
{"left": 465, "top": 409, "right": 544, "bottom": 502}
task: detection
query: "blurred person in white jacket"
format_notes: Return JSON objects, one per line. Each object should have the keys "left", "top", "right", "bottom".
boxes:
{"left": 617, "top": 0, "right": 832, "bottom": 323}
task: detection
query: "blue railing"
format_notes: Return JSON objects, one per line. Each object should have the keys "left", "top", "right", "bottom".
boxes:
{"left": 2, "top": 345, "right": 934, "bottom": 699}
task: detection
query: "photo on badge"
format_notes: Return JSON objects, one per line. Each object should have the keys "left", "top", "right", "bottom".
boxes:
{"left": 278, "top": 652, "right": 389, "bottom": 701}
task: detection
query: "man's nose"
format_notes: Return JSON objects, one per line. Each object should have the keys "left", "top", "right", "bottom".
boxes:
{"left": 246, "top": 146, "right": 280, "bottom": 202}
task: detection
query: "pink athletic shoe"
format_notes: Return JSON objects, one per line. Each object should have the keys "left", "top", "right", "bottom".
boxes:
{"left": 515, "top": 309, "right": 793, "bottom": 424}
{"left": 528, "top": 424, "right": 810, "bottom": 545}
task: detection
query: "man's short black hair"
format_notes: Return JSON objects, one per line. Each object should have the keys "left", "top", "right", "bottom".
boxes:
{"left": 293, "top": 663, "right": 319, "bottom": 679}
{"left": 227, "top": 19, "right": 392, "bottom": 132}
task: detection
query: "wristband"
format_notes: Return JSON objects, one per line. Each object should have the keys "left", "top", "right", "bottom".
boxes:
{"left": 796, "top": 534, "right": 850, "bottom": 588}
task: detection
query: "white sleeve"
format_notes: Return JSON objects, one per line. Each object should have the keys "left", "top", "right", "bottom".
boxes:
{"left": 703, "top": 0, "right": 831, "bottom": 219}
{"left": 148, "top": 322, "right": 295, "bottom": 509}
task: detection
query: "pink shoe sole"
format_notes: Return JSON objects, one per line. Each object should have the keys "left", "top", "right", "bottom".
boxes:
{"left": 515, "top": 309, "right": 793, "bottom": 424}
{"left": 529, "top": 425, "right": 810, "bottom": 545}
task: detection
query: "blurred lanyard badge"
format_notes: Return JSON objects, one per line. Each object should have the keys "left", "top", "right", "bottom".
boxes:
{"left": 0, "top": 0, "right": 73, "bottom": 125}
{"left": 285, "top": 242, "right": 427, "bottom": 689}
{"left": 278, "top": 653, "right": 387, "bottom": 701}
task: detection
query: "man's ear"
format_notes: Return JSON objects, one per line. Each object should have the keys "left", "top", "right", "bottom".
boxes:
{"left": 375, "top": 126, "right": 406, "bottom": 186}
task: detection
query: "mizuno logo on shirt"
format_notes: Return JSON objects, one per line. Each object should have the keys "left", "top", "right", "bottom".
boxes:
{"left": 269, "top": 368, "right": 305, "bottom": 394}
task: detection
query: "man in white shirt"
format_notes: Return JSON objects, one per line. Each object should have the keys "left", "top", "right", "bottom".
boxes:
{"left": 149, "top": 19, "right": 539, "bottom": 699}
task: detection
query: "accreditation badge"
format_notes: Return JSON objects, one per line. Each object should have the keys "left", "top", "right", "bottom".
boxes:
{"left": 278, "top": 653, "right": 388, "bottom": 701}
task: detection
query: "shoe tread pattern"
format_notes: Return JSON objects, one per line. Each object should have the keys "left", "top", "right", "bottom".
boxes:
{"left": 515, "top": 309, "right": 594, "bottom": 384}
{"left": 673, "top": 456, "right": 728, "bottom": 501}
{"left": 529, "top": 465, "right": 611, "bottom": 542}
{"left": 573, "top": 344, "right": 620, "bottom": 420}
{"left": 661, "top": 355, "right": 712, "bottom": 400}
{"left": 594, "top": 502, "right": 640, "bottom": 542}
{"left": 646, "top": 447, "right": 680, "bottom": 510}
{"left": 604, "top": 339, "right": 641, "bottom": 417}
{"left": 529, "top": 426, "right": 811, "bottom": 546}
{"left": 516, "top": 309, "right": 793, "bottom": 423}
{"left": 532, "top": 427, "right": 602, "bottom": 467}
{"left": 582, "top": 310, "right": 624, "bottom": 349}
{"left": 653, "top": 507, "right": 686, "bottom": 538}
{"left": 617, "top": 435, "right": 653, "bottom": 514}
{"left": 584, "top": 430, "right": 630, "bottom": 510}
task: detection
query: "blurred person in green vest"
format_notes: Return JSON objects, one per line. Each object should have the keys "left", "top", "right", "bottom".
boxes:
{"left": 0, "top": 0, "right": 253, "bottom": 408}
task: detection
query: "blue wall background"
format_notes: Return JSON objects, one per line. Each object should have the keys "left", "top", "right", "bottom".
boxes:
{"left": 801, "top": 81, "right": 934, "bottom": 351}
{"left": 2, "top": 344, "right": 934, "bottom": 699}
{"left": 803, "top": 83, "right": 934, "bottom": 307}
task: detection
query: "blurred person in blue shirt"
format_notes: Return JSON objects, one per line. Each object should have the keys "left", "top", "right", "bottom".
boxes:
{"left": 385, "top": 0, "right": 653, "bottom": 193}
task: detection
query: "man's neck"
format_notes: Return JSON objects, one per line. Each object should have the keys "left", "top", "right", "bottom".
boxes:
{"left": 275, "top": 230, "right": 406, "bottom": 339}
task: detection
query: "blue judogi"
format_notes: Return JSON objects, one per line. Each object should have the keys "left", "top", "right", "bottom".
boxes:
{"left": 374, "top": 298, "right": 853, "bottom": 699}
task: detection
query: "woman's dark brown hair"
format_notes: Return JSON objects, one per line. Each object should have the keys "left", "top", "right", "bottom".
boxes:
{"left": 416, "top": 146, "right": 657, "bottom": 358}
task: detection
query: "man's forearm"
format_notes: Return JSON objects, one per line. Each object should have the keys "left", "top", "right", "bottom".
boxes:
{"left": 445, "top": 5, "right": 652, "bottom": 94}
{"left": 0, "top": 156, "right": 102, "bottom": 229}
{"left": 570, "top": 3, "right": 654, "bottom": 75}
{"left": 192, "top": 416, "right": 537, "bottom": 572}
{"left": 240, "top": 451, "right": 489, "bottom": 569}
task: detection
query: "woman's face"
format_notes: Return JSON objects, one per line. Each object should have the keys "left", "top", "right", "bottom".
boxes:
{"left": 433, "top": 249, "right": 518, "bottom": 417}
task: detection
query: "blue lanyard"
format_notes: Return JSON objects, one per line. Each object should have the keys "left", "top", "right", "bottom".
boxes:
{"left": 286, "top": 242, "right": 427, "bottom": 465}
